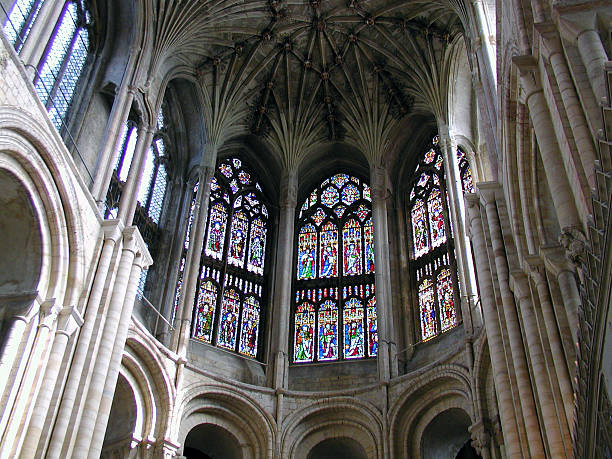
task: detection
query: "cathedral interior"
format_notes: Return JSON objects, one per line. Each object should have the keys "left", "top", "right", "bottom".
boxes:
{"left": 0, "top": 0, "right": 610, "bottom": 457}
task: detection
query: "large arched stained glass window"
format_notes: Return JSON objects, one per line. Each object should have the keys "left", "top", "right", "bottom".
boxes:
{"left": 191, "top": 157, "right": 269, "bottom": 359}
{"left": 409, "top": 136, "right": 460, "bottom": 341}
{"left": 293, "top": 173, "right": 377, "bottom": 363}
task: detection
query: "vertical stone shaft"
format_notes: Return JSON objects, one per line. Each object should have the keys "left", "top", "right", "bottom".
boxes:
{"left": 576, "top": 28, "right": 609, "bottom": 104}
{"left": 70, "top": 228, "right": 138, "bottom": 455}
{"left": 88, "top": 244, "right": 150, "bottom": 458}
{"left": 370, "top": 165, "right": 397, "bottom": 381}
{"left": 18, "top": 0, "right": 66, "bottom": 67}
{"left": 270, "top": 170, "right": 297, "bottom": 389}
{"left": 466, "top": 195, "right": 522, "bottom": 459}
{"left": 45, "top": 221, "right": 122, "bottom": 458}
{"left": 480, "top": 186, "right": 545, "bottom": 457}
{"left": 513, "top": 274, "right": 568, "bottom": 457}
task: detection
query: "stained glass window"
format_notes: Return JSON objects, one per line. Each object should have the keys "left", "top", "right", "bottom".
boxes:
{"left": 293, "top": 173, "right": 376, "bottom": 363}
{"left": 189, "top": 157, "right": 269, "bottom": 359}
{"left": 3, "top": 0, "right": 45, "bottom": 52}
{"left": 458, "top": 147, "right": 475, "bottom": 193}
{"left": 409, "top": 136, "right": 459, "bottom": 341}
{"left": 104, "top": 120, "right": 138, "bottom": 219}
{"left": 32, "top": 1, "right": 91, "bottom": 130}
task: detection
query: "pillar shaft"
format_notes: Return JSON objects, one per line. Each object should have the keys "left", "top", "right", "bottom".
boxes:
{"left": 577, "top": 29, "right": 609, "bottom": 104}
{"left": 270, "top": 170, "right": 297, "bottom": 389}
{"left": 18, "top": 0, "right": 66, "bottom": 67}
{"left": 466, "top": 195, "right": 522, "bottom": 459}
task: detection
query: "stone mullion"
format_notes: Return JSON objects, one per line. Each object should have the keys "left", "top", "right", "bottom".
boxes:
{"left": 479, "top": 184, "right": 546, "bottom": 458}
{"left": 172, "top": 161, "right": 216, "bottom": 356}
{"left": 466, "top": 194, "right": 522, "bottom": 458}
{"left": 71, "top": 227, "right": 143, "bottom": 455}
{"left": 45, "top": 219, "right": 123, "bottom": 458}
{"left": 270, "top": 169, "right": 297, "bottom": 390}
{"left": 370, "top": 165, "right": 397, "bottom": 382}
{"left": 88, "top": 236, "right": 152, "bottom": 458}
{"left": 18, "top": 0, "right": 66, "bottom": 69}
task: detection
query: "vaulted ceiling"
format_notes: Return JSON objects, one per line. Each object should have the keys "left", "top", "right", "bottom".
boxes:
{"left": 144, "top": 0, "right": 475, "bottom": 168}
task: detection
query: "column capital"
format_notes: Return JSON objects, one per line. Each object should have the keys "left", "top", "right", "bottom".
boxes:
{"left": 534, "top": 22, "right": 563, "bottom": 59}
{"left": 123, "top": 226, "right": 154, "bottom": 268}
{"left": 475, "top": 181, "right": 500, "bottom": 206}
{"left": 512, "top": 55, "right": 543, "bottom": 102}
{"left": 280, "top": 169, "right": 298, "bottom": 208}
{"left": 469, "top": 419, "right": 491, "bottom": 457}
{"left": 56, "top": 304, "right": 84, "bottom": 336}
{"left": 101, "top": 219, "right": 125, "bottom": 243}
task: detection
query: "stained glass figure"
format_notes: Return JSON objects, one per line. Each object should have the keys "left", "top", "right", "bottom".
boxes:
{"left": 298, "top": 224, "right": 317, "bottom": 280}
{"left": 343, "top": 298, "right": 365, "bottom": 359}
{"left": 217, "top": 288, "right": 240, "bottom": 350}
{"left": 363, "top": 183, "right": 371, "bottom": 201}
{"left": 318, "top": 300, "right": 338, "bottom": 361}
{"left": 313, "top": 208, "right": 326, "bottom": 226}
{"left": 364, "top": 219, "right": 375, "bottom": 274}
{"left": 417, "top": 173, "right": 429, "bottom": 187}
{"left": 343, "top": 220, "right": 362, "bottom": 276}
{"left": 428, "top": 189, "right": 446, "bottom": 248}
{"left": 341, "top": 183, "right": 360, "bottom": 206}
{"left": 247, "top": 218, "right": 266, "bottom": 275}
{"left": 294, "top": 303, "right": 315, "bottom": 362}
{"left": 319, "top": 222, "right": 338, "bottom": 278}
{"left": 367, "top": 297, "right": 378, "bottom": 357}
{"left": 412, "top": 200, "right": 429, "bottom": 258}
{"left": 331, "top": 173, "right": 349, "bottom": 188}
{"left": 193, "top": 281, "right": 217, "bottom": 343}
{"left": 462, "top": 167, "right": 474, "bottom": 193}
{"left": 419, "top": 278, "right": 437, "bottom": 340}
{"left": 437, "top": 269, "right": 456, "bottom": 331}
{"left": 321, "top": 186, "right": 339, "bottom": 207}
{"left": 205, "top": 202, "right": 227, "bottom": 259}
{"left": 239, "top": 296, "right": 260, "bottom": 357}
{"left": 228, "top": 210, "right": 248, "bottom": 267}
{"left": 309, "top": 190, "right": 317, "bottom": 207}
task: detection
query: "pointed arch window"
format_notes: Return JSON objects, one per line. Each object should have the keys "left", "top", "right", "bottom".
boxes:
{"left": 409, "top": 136, "right": 460, "bottom": 341}
{"left": 293, "top": 173, "right": 377, "bottom": 363}
{"left": 190, "top": 157, "right": 269, "bottom": 359}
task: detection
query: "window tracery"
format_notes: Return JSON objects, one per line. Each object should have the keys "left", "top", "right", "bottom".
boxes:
{"left": 409, "top": 136, "right": 460, "bottom": 341}
{"left": 189, "top": 157, "right": 269, "bottom": 359}
{"left": 293, "top": 173, "right": 377, "bottom": 363}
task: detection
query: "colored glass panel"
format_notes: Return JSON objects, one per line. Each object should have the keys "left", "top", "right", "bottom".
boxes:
{"left": 294, "top": 303, "right": 315, "bottom": 362}
{"left": 356, "top": 204, "right": 369, "bottom": 221}
{"left": 309, "top": 190, "right": 317, "bottom": 207}
{"left": 364, "top": 218, "right": 375, "bottom": 274}
{"left": 217, "top": 289, "right": 240, "bottom": 350}
{"left": 238, "top": 170, "right": 251, "bottom": 184}
{"left": 193, "top": 281, "right": 217, "bottom": 343}
{"left": 318, "top": 300, "right": 338, "bottom": 361}
{"left": 297, "top": 224, "right": 317, "bottom": 280}
{"left": 343, "top": 298, "right": 365, "bottom": 359}
{"left": 462, "top": 167, "right": 474, "bottom": 193}
{"left": 239, "top": 296, "right": 260, "bottom": 357}
{"left": 220, "top": 163, "right": 232, "bottom": 178}
{"left": 341, "top": 183, "right": 360, "bottom": 206}
{"left": 424, "top": 149, "right": 436, "bottom": 164}
{"left": 321, "top": 186, "right": 339, "bottom": 207}
{"left": 232, "top": 158, "right": 242, "bottom": 169}
{"left": 205, "top": 202, "right": 227, "bottom": 259}
{"left": 363, "top": 183, "right": 371, "bottom": 201}
{"left": 331, "top": 173, "right": 349, "bottom": 188}
{"left": 229, "top": 179, "right": 239, "bottom": 194}
{"left": 228, "top": 210, "right": 248, "bottom": 267}
{"left": 419, "top": 278, "right": 437, "bottom": 340}
{"left": 367, "top": 297, "right": 378, "bottom": 357}
{"left": 319, "top": 222, "right": 338, "bottom": 278}
{"left": 432, "top": 135, "right": 440, "bottom": 145}
{"left": 412, "top": 200, "right": 429, "bottom": 258}
{"left": 428, "top": 189, "right": 446, "bottom": 248}
{"left": 343, "top": 220, "right": 362, "bottom": 276}
{"left": 417, "top": 173, "right": 429, "bottom": 188}
{"left": 437, "top": 269, "right": 456, "bottom": 331}
{"left": 333, "top": 205, "right": 346, "bottom": 218}
{"left": 313, "top": 208, "right": 326, "bottom": 226}
{"left": 247, "top": 218, "right": 266, "bottom": 275}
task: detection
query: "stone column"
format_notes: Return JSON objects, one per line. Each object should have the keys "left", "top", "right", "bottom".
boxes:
{"left": 118, "top": 123, "right": 156, "bottom": 225}
{"left": 537, "top": 22, "right": 596, "bottom": 187}
{"left": 21, "top": 306, "right": 83, "bottom": 458}
{"left": 71, "top": 226, "right": 142, "bottom": 455}
{"left": 370, "top": 165, "right": 397, "bottom": 381}
{"left": 270, "top": 169, "right": 297, "bottom": 389}
{"left": 46, "top": 219, "right": 123, "bottom": 458}
{"left": 557, "top": 268, "right": 580, "bottom": 344}
{"left": 513, "top": 55, "right": 582, "bottom": 232}
{"left": 511, "top": 273, "right": 568, "bottom": 456}
{"left": 479, "top": 183, "right": 545, "bottom": 457}
{"left": 18, "top": 0, "right": 66, "bottom": 68}
{"left": 91, "top": 84, "right": 138, "bottom": 206}
{"left": 88, "top": 231, "right": 152, "bottom": 458}
{"left": 526, "top": 259, "right": 574, "bottom": 425}
{"left": 172, "top": 153, "right": 217, "bottom": 356}
{"left": 395, "top": 198, "right": 416, "bottom": 362}
{"left": 438, "top": 128, "right": 479, "bottom": 335}
{"left": 465, "top": 194, "right": 522, "bottom": 459}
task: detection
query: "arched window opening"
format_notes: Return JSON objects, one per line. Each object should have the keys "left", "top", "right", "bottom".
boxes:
{"left": 135, "top": 110, "right": 170, "bottom": 297}
{"left": 190, "top": 157, "right": 270, "bottom": 359}
{"left": 293, "top": 173, "right": 377, "bottom": 363}
{"left": 409, "top": 136, "right": 460, "bottom": 342}
{"left": 32, "top": 0, "right": 91, "bottom": 129}
{"left": 457, "top": 147, "right": 475, "bottom": 194}
{"left": 103, "top": 120, "right": 138, "bottom": 219}
{"left": 3, "top": 0, "right": 45, "bottom": 52}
